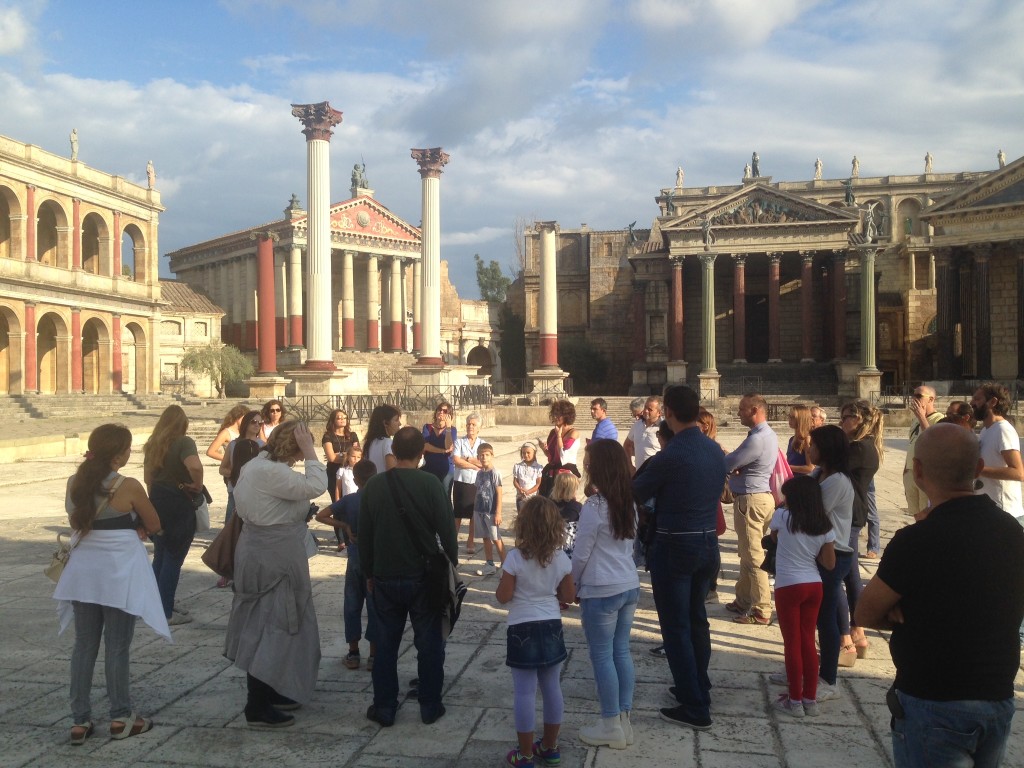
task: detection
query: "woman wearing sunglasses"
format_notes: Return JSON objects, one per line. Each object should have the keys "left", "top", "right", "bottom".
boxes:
{"left": 259, "top": 400, "right": 286, "bottom": 444}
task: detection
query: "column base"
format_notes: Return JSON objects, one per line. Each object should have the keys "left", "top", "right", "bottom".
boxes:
{"left": 244, "top": 375, "right": 290, "bottom": 400}
{"left": 303, "top": 359, "right": 337, "bottom": 371}
{"left": 665, "top": 361, "right": 688, "bottom": 385}
{"left": 408, "top": 364, "right": 478, "bottom": 388}
{"left": 697, "top": 371, "right": 721, "bottom": 402}
{"left": 527, "top": 368, "right": 570, "bottom": 403}
{"left": 287, "top": 369, "right": 353, "bottom": 396}
{"left": 856, "top": 369, "right": 883, "bottom": 400}
{"left": 767, "top": 358, "right": 782, "bottom": 364}
{"left": 732, "top": 359, "right": 747, "bottom": 364}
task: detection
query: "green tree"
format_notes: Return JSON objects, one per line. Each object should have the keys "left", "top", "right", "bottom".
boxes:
{"left": 475, "top": 254, "right": 512, "bottom": 302}
{"left": 180, "top": 344, "right": 253, "bottom": 398}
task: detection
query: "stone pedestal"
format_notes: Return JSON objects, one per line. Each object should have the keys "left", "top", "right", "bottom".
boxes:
{"left": 698, "top": 371, "right": 721, "bottom": 402}
{"left": 665, "top": 361, "right": 688, "bottom": 386}
{"left": 856, "top": 369, "right": 883, "bottom": 400}
{"left": 244, "top": 375, "right": 290, "bottom": 400}
{"left": 287, "top": 369, "right": 351, "bottom": 397}
{"left": 835, "top": 360, "right": 861, "bottom": 398}
{"left": 527, "top": 368, "right": 570, "bottom": 403}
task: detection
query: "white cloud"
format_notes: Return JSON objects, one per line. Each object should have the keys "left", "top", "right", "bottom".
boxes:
{"left": 0, "top": 6, "right": 29, "bottom": 55}
{"left": 443, "top": 226, "right": 506, "bottom": 247}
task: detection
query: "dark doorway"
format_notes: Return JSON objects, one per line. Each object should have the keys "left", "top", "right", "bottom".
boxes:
{"left": 746, "top": 295, "right": 769, "bottom": 363}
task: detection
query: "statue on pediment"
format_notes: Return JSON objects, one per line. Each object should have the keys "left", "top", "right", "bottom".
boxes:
{"left": 675, "top": 166, "right": 685, "bottom": 188}
{"left": 814, "top": 158, "right": 823, "bottom": 180}
{"left": 351, "top": 163, "right": 369, "bottom": 190}
{"left": 998, "top": 149, "right": 1006, "bottom": 168}
{"left": 851, "top": 156, "right": 860, "bottom": 178}
{"left": 743, "top": 163, "right": 752, "bottom": 180}
{"left": 751, "top": 152, "right": 760, "bottom": 178}
{"left": 701, "top": 217, "right": 716, "bottom": 250}
{"left": 627, "top": 221, "right": 638, "bottom": 245}
{"left": 924, "top": 152, "right": 934, "bottom": 174}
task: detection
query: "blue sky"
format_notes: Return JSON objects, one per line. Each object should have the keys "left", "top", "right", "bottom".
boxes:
{"left": 1, "top": 0, "right": 1022, "bottom": 299}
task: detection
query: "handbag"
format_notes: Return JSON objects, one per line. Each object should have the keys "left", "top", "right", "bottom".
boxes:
{"left": 195, "top": 498, "right": 211, "bottom": 532}
{"left": 385, "top": 472, "right": 467, "bottom": 637}
{"left": 769, "top": 449, "right": 794, "bottom": 508}
{"left": 47, "top": 475, "right": 126, "bottom": 582}
{"left": 200, "top": 514, "right": 244, "bottom": 578}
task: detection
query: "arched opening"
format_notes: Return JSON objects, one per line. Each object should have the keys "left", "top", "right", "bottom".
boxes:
{"left": 82, "top": 317, "right": 110, "bottom": 394}
{"left": 37, "top": 200, "right": 69, "bottom": 268}
{"left": 0, "top": 185, "right": 20, "bottom": 260}
{"left": 121, "top": 224, "right": 146, "bottom": 282}
{"left": 0, "top": 309, "right": 14, "bottom": 393}
{"left": 467, "top": 345, "right": 494, "bottom": 378}
{"left": 122, "top": 321, "right": 147, "bottom": 393}
{"left": 37, "top": 312, "right": 70, "bottom": 394}
{"left": 81, "top": 212, "right": 108, "bottom": 275}
{"left": 896, "top": 198, "right": 923, "bottom": 240}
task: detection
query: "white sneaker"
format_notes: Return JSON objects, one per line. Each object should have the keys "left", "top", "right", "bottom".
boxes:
{"left": 483, "top": 563, "right": 497, "bottom": 575}
{"left": 816, "top": 680, "right": 841, "bottom": 702}
{"left": 802, "top": 698, "right": 820, "bottom": 717}
{"left": 768, "top": 671, "right": 788, "bottom": 686}
{"left": 772, "top": 694, "right": 804, "bottom": 718}
{"left": 168, "top": 611, "right": 193, "bottom": 626}
{"left": 173, "top": 601, "right": 189, "bottom": 615}
{"left": 619, "top": 711, "right": 634, "bottom": 745}
{"left": 705, "top": 590, "right": 719, "bottom": 604}
{"left": 580, "top": 716, "right": 627, "bottom": 749}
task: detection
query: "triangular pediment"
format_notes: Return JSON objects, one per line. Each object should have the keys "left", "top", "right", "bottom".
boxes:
{"left": 293, "top": 196, "right": 421, "bottom": 243}
{"left": 664, "top": 183, "right": 859, "bottom": 231}
{"left": 923, "top": 155, "right": 1024, "bottom": 218}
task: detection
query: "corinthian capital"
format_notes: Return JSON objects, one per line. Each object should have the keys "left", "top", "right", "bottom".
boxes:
{"left": 291, "top": 101, "right": 343, "bottom": 141}
{"left": 411, "top": 148, "right": 450, "bottom": 178}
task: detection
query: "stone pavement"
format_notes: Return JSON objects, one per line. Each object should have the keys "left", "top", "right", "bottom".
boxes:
{"left": 3, "top": 423, "right": 1024, "bottom": 768}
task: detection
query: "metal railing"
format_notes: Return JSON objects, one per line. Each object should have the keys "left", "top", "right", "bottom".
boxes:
{"left": 870, "top": 384, "right": 913, "bottom": 409}
{"left": 368, "top": 369, "right": 411, "bottom": 387}
{"left": 700, "top": 389, "right": 717, "bottom": 406}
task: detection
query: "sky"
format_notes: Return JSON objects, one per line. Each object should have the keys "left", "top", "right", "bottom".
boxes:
{"left": 1, "top": 0, "right": 1022, "bottom": 299}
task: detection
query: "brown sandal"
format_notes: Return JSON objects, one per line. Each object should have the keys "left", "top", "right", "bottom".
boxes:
{"left": 110, "top": 712, "right": 153, "bottom": 740}
{"left": 70, "top": 721, "right": 94, "bottom": 745}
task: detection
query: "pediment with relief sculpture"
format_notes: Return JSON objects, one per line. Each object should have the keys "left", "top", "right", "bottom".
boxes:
{"left": 292, "top": 197, "right": 421, "bottom": 244}
{"left": 663, "top": 184, "right": 858, "bottom": 232}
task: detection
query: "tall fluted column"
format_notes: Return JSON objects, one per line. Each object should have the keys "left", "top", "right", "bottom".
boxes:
{"left": 767, "top": 252, "right": 782, "bottom": 363}
{"left": 700, "top": 253, "right": 718, "bottom": 373}
{"left": 112, "top": 314, "right": 122, "bottom": 392}
{"left": 244, "top": 256, "right": 258, "bottom": 350}
{"left": 536, "top": 221, "right": 559, "bottom": 368}
{"left": 732, "top": 254, "right": 747, "bottom": 363}
{"left": 71, "top": 308, "right": 83, "bottom": 392}
{"left": 72, "top": 198, "right": 82, "bottom": 269}
{"left": 274, "top": 247, "right": 288, "bottom": 347}
{"left": 380, "top": 262, "right": 392, "bottom": 351}
{"left": 412, "top": 259, "right": 422, "bottom": 353}
{"left": 669, "top": 256, "right": 684, "bottom": 361}
{"left": 112, "top": 211, "right": 121, "bottom": 275}
{"left": 907, "top": 250, "right": 917, "bottom": 290}
{"left": 389, "top": 256, "right": 403, "bottom": 352}
{"left": 832, "top": 250, "right": 847, "bottom": 360}
{"left": 800, "top": 252, "right": 814, "bottom": 361}
{"left": 292, "top": 101, "right": 343, "bottom": 370}
{"left": 366, "top": 254, "right": 380, "bottom": 351}
{"left": 253, "top": 232, "right": 279, "bottom": 374}
{"left": 412, "top": 147, "right": 450, "bottom": 365}
{"left": 973, "top": 244, "right": 992, "bottom": 378}
{"left": 288, "top": 245, "right": 304, "bottom": 348}
{"left": 26, "top": 186, "right": 36, "bottom": 261}
{"left": 341, "top": 250, "right": 355, "bottom": 350}
{"left": 859, "top": 247, "right": 879, "bottom": 371}
{"left": 24, "top": 302, "right": 36, "bottom": 392}
{"left": 934, "top": 248, "right": 955, "bottom": 378}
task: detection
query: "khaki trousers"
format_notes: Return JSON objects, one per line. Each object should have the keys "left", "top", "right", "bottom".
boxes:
{"left": 733, "top": 492, "right": 776, "bottom": 616}
{"left": 903, "top": 470, "right": 929, "bottom": 515}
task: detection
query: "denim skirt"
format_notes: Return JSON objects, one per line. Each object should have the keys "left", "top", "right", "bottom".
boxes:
{"left": 506, "top": 619, "right": 567, "bottom": 669}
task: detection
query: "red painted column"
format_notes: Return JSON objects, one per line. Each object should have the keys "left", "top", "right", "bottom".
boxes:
{"left": 112, "top": 314, "right": 123, "bottom": 392}
{"left": 72, "top": 198, "right": 82, "bottom": 269}
{"left": 389, "top": 256, "right": 403, "bottom": 352}
{"left": 71, "top": 308, "right": 83, "bottom": 392}
{"left": 366, "top": 254, "right": 380, "bottom": 351}
{"left": 24, "top": 303, "right": 37, "bottom": 392}
{"left": 800, "top": 252, "right": 814, "bottom": 361}
{"left": 767, "top": 252, "right": 781, "bottom": 363}
{"left": 833, "top": 250, "right": 847, "bottom": 359}
{"left": 254, "top": 233, "right": 278, "bottom": 374}
{"left": 26, "top": 186, "right": 36, "bottom": 261}
{"left": 733, "top": 254, "right": 746, "bottom": 363}
{"left": 112, "top": 211, "right": 121, "bottom": 276}
{"left": 669, "top": 256, "right": 684, "bottom": 361}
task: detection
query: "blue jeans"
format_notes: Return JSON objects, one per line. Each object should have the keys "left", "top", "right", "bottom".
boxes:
{"left": 70, "top": 601, "right": 136, "bottom": 722}
{"left": 152, "top": 530, "right": 190, "bottom": 619}
{"left": 580, "top": 588, "right": 639, "bottom": 717}
{"left": 817, "top": 550, "right": 853, "bottom": 685}
{"left": 649, "top": 532, "right": 719, "bottom": 720}
{"left": 371, "top": 573, "right": 445, "bottom": 720}
{"left": 344, "top": 553, "right": 376, "bottom": 645}
{"left": 866, "top": 480, "right": 880, "bottom": 553}
{"left": 892, "top": 690, "right": 1014, "bottom": 768}
{"left": 150, "top": 484, "right": 195, "bottom": 619}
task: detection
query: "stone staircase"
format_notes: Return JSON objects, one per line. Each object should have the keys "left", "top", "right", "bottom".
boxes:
{"left": 0, "top": 395, "right": 42, "bottom": 421}
{"left": 332, "top": 350, "right": 417, "bottom": 395}
{"left": 17, "top": 393, "right": 151, "bottom": 419}
{"left": 690, "top": 362, "right": 839, "bottom": 398}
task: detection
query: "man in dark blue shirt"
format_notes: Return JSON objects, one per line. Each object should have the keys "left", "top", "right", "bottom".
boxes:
{"left": 633, "top": 385, "right": 726, "bottom": 731}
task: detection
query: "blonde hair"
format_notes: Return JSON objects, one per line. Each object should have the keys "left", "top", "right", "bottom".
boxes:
{"left": 144, "top": 404, "right": 189, "bottom": 474}
{"left": 549, "top": 472, "right": 579, "bottom": 503}
{"left": 514, "top": 496, "right": 565, "bottom": 566}
{"left": 262, "top": 420, "right": 303, "bottom": 463}
{"left": 789, "top": 405, "right": 812, "bottom": 454}
{"left": 842, "top": 399, "right": 885, "bottom": 464}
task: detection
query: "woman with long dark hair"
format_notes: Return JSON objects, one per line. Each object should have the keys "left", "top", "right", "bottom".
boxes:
{"left": 226, "top": 421, "right": 327, "bottom": 728}
{"left": 322, "top": 408, "right": 360, "bottom": 503}
{"left": 421, "top": 401, "right": 456, "bottom": 493}
{"left": 144, "top": 405, "right": 203, "bottom": 625}
{"left": 364, "top": 404, "right": 402, "bottom": 474}
{"left": 56, "top": 424, "right": 166, "bottom": 744}
{"left": 206, "top": 403, "right": 249, "bottom": 461}
{"left": 536, "top": 400, "right": 581, "bottom": 497}
{"left": 572, "top": 440, "right": 640, "bottom": 749}
{"left": 259, "top": 399, "right": 286, "bottom": 444}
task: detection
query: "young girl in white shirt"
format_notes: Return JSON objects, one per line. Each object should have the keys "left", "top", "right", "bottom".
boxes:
{"left": 497, "top": 496, "right": 575, "bottom": 768}
{"left": 769, "top": 475, "right": 836, "bottom": 718}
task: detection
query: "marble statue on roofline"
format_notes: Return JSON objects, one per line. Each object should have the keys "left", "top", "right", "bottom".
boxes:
{"left": 743, "top": 163, "right": 752, "bottom": 179}
{"left": 998, "top": 149, "right": 1006, "bottom": 168}
{"left": 675, "top": 166, "right": 684, "bottom": 188}
{"left": 351, "top": 163, "right": 369, "bottom": 190}
{"left": 844, "top": 177, "right": 856, "bottom": 205}
{"left": 751, "top": 152, "right": 760, "bottom": 177}
{"left": 924, "top": 152, "right": 934, "bottom": 174}
{"left": 147, "top": 160, "right": 156, "bottom": 189}
{"left": 814, "top": 158, "right": 823, "bottom": 180}
{"left": 851, "top": 155, "right": 860, "bottom": 178}
{"left": 70, "top": 128, "right": 78, "bottom": 161}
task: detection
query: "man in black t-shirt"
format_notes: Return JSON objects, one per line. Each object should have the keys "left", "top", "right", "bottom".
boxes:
{"left": 857, "top": 424, "right": 1024, "bottom": 768}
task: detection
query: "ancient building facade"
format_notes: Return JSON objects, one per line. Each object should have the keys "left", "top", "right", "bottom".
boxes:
{"left": 0, "top": 134, "right": 164, "bottom": 395}
{"left": 520, "top": 160, "right": 1022, "bottom": 396}
{"left": 157, "top": 280, "right": 225, "bottom": 397}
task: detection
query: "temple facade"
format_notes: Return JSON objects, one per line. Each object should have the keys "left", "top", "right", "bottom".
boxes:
{"left": 0, "top": 134, "right": 165, "bottom": 395}
{"left": 518, "top": 157, "right": 1024, "bottom": 397}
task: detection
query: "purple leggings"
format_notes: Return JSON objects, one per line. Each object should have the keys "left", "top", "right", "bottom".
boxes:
{"left": 512, "top": 664, "right": 563, "bottom": 733}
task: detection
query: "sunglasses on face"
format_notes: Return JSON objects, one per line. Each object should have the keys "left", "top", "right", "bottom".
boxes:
{"left": 437, "top": 409, "right": 450, "bottom": 414}
{"left": 269, "top": 408, "right": 281, "bottom": 413}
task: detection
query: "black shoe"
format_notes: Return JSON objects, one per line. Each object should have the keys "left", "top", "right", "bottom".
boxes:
{"left": 421, "top": 704, "right": 446, "bottom": 725}
{"left": 649, "top": 645, "right": 667, "bottom": 658}
{"left": 246, "top": 707, "right": 295, "bottom": 729}
{"left": 270, "top": 694, "right": 301, "bottom": 712}
{"left": 660, "top": 705, "right": 712, "bottom": 730}
{"left": 366, "top": 705, "right": 395, "bottom": 727}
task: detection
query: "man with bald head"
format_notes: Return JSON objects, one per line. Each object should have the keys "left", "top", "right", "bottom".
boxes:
{"left": 903, "top": 384, "right": 942, "bottom": 515}
{"left": 857, "top": 425, "right": 1024, "bottom": 768}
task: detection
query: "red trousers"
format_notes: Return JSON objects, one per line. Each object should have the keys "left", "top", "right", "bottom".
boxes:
{"left": 776, "top": 582, "right": 823, "bottom": 702}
